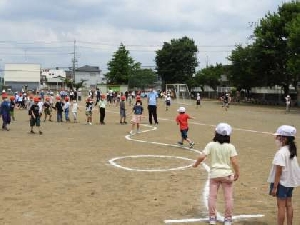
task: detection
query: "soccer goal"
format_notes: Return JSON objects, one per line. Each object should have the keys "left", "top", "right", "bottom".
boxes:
{"left": 165, "top": 83, "right": 192, "bottom": 105}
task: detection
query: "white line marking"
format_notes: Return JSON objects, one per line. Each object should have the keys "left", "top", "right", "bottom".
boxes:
{"left": 109, "top": 155, "right": 195, "bottom": 172}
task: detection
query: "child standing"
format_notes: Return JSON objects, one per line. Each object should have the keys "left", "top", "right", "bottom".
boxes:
{"left": 193, "top": 123, "right": 240, "bottom": 225}
{"left": 120, "top": 95, "right": 127, "bottom": 124}
{"left": 285, "top": 95, "right": 291, "bottom": 113}
{"left": 29, "top": 97, "right": 43, "bottom": 134}
{"left": 165, "top": 93, "right": 171, "bottom": 111}
{"left": 176, "top": 106, "right": 195, "bottom": 148}
{"left": 63, "top": 97, "right": 70, "bottom": 122}
{"left": 129, "top": 99, "right": 144, "bottom": 135}
{"left": 71, "top": 100, "right": 79, "bottom": 123}
{"left": 85, "top": 98, "right": 93, "bottom": 125}
{"left": 267, "top": 125, "right": 300, "bottom": 225}
{"left": 43, "top": 97, "right": 52, "bottom": 122}
{"left": 98, "top": 94, "right": 107, "bottom": 125}
{"left": 54, "top": 97, "right": 64, "bottom": 122}
{"left": 10, "top": 96, "right": 16, "bottom": 121}
{"left": 196, "top": 93, "right": 201, "bottom": 108}
{"left": 0, "top": 94, "right": 11, "bottom": 131}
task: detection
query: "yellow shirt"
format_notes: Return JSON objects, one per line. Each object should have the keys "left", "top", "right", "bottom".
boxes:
{"left": 203, "top": 142, "right": 237, "bottom": 178}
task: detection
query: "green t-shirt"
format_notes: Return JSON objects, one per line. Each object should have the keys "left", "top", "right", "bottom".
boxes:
{"left": 203, "top": 141, "right": 237, "bottom": 178}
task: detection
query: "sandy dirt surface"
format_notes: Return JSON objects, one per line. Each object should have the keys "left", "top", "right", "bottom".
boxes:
{"left": 0, "top": 98, "right": 299, "bottom": 225}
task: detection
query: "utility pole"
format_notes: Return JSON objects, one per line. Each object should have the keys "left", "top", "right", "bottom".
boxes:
{"left": 72, "top": 40, "right": 77, "bottom": 82}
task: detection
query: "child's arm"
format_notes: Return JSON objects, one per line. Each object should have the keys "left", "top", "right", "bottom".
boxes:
{"left": 271, "top": 165, "right": 282, "bottom": 197}
{"left": 192, "top": 153, "right": 206, "bottom": 167}
{"left": 231, "top": 156, "right": 240, "bottom": 181}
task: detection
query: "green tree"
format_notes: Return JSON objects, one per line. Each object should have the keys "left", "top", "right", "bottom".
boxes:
{"left": 128, "top": 69, "right": 157, "bottom": 90}
{"left": 194, "top": 64, "right": 225, "bottom": 91}
{"left": 228, "top": 45, "right": 261, "bottom": 92}
{"left": 106, "top": 43, "right": 139, "bottom": 84}
{"left": 155, "top": 36, "right": 198, "bottom": 88}
{"left": 253, "top": 1, "right": 300, "bottom": 94}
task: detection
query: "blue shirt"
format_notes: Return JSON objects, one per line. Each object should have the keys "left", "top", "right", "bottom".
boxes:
{"left": 147, "top": 91, "right": 158, "bottom": 106}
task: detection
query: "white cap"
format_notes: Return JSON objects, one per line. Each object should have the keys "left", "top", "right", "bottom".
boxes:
{"left": 197, "top": 93, "right": 200, "bottom": 96}
{"left": 177, "top": 106, "right": 186, "bottom": 113}
{"left": 274, "top": 125, "right": 296, "bottom": 137}
{"left": 287, "top": 95, "right": 290, "bottom": 97}
{"left": 215, "top": 123, "right": 232, "bottom": 136}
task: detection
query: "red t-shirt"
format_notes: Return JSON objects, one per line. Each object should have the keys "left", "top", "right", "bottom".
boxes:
{"left": 176, "top": 113, "right": 191, "bottom": 130}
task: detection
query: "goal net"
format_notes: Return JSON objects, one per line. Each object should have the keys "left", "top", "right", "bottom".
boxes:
{"left": 165, "top": 83, "right": 191, "bottom": 105}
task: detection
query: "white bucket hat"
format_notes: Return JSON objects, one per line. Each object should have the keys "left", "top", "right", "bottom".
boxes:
{"left": 274, "top": 125, "right": 296, "bottom": 137}
{"left": 215, "top": 123, "right": 232, "bottom": 136}
{"left": 177, "top": 106, "right": 186, "bottom": 113}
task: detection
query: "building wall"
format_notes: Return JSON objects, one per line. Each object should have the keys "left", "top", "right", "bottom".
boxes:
{"left": 5, "top": 64, "right": 41, "bottom": 82}
{"left": 75, "top": 71, "right": 101, "bottom": 87}
{"left": 5, "top": 81, "right": 39, "bottom": 92}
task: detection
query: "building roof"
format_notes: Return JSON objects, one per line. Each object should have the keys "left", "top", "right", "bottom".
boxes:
{"left": 76, "top": 65, "right": 101, "bottom": 73}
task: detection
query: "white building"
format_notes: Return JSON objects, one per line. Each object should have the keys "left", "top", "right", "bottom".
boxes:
{"left": 41, "top": 69, "right": 66, "bottom": 79}
{"left": 4, "top": 63, "right": 41, "bottom": 92}
{"left": 75, "top": 65, "right": 105, "bottom": 88}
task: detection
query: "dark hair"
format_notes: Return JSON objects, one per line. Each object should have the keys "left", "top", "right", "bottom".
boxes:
{"left": 284, "top": 136, "right": 297, "bottom": 159}
{"left": 213, "top": 132, "right": 231, "bottom": 144}
{"left": 135, "top": 100, "right": 142, "bottom": 105}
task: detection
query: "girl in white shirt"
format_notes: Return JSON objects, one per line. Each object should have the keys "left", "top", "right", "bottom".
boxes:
{"left": 71, "top": 100, "right": 79, "bottom": 123}
{"left": 268, "top": 125, "right": 300, "bottom": 225}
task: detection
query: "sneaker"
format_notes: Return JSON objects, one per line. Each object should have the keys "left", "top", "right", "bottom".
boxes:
{"left": 39, "top": 131, "right": 43, "bottom": 135}
{"left": 129, "top": 131, "right": 134, "bottom": 136}
{"left": 224, "top": 218, "right": 232, "bottom": 225}
{"left": 189, "top": 142, "right": 195, "bottom": 148}
{"left": 177, "top": 141, "right": 183, "bottom": 146}
{"left": 137, "top": 129, "right": 141, "bottom": 134}
{"left": 89, "top": 122, "right": 92, "bottom": 125}
{"left": 209, "top": 216, "right": 216, "bottom": 225}
{"left": 30, "top": 130, "right": 35, "bottom": 134}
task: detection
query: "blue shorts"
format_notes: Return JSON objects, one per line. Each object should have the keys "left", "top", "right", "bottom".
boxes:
{"left": 269, "top": 183, "right": 294, "bottom": 198}
{"left": 180, "top": 129, "right": 188, "bottom": 139}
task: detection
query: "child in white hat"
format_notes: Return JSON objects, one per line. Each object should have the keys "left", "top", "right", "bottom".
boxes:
{"left": 267, "top": 125, "right": 300, "bottom": 225}
{"left": 175, "top": 106, "right": 195, "bottom": 148}
{"left": 193, "top": 122, "right": 239, "bottom": 225}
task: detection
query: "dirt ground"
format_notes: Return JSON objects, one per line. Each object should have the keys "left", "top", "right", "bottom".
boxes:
{"left": 0, "top": 98, "right": 300, "bottom": 225}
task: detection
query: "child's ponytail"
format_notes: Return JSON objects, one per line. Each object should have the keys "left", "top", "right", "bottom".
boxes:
{"left": 287, "top": 136, "right": 297, "bottom": 159}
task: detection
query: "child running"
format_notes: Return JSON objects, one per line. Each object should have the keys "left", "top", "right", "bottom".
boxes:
{"left": 267, "top": 125, "right": 300, "bottom": 225}
{"left": 29, "top": 97, "right": 43, "bottom": 135}
{"left": 176, "top": 106, "right": 195, "bottom": 148}
{"left": 129, "top": 98, "right": 144, "bottom": 135}
{"left": 193, "top": 123, "right": 240, "bottom": 225}
{"left": 120, "top": 95, "right": 127, "bottom": 124}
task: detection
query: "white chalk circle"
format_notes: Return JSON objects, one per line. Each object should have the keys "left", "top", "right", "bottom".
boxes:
{"left": 109, "top": 155, "right": 195, "bottom": 172}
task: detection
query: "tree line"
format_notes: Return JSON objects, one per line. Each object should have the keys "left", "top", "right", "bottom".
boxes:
{"left": 105, "top": 1, "right": 300, "bottom": 96}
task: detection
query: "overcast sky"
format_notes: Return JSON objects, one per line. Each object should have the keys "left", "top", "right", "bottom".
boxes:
{"left": 0, "top": 0, "right": 291, "bottom": 74}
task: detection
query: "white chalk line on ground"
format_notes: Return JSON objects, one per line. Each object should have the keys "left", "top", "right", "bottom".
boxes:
{"left": 108, "top": 124, "right": 265, "bottom": 223}
{"left": 109, "top": 155, "right": 194, "bottom": 172}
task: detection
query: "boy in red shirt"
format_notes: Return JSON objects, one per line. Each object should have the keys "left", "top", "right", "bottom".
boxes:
{"left": 176, "top": 106, "right": 195, "bottom": 148}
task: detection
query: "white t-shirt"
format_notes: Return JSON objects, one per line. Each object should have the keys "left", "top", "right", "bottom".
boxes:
{"left": 38, "top": 101, "right": 44, "bottom": 113}
{"left": 203, "top": 141, "right": 238, "bottom": 178}
{"left": 72, "top": 103, "right": 78, "bottom": 113}
{"left": 267, "top": 146, "right": 300, "bottom": 187}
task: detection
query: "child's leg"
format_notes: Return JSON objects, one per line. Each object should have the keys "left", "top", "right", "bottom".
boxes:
{"left": 286, "top": 197, "right": 293, "bottom": 225}
{"left": 208, "top": 178, "right": 220, "bottom": 217}
{"left": 221, "top": 180, "right": 233, "bottom": 220}
{"left": 277, "top": 198, "right": 287, "bottom": 225}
